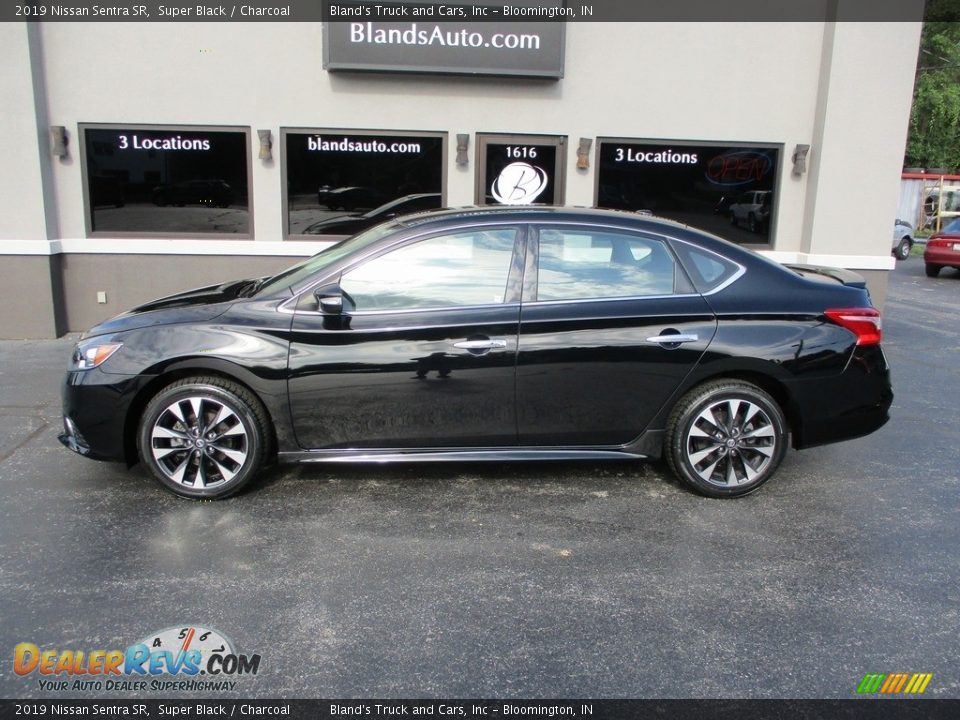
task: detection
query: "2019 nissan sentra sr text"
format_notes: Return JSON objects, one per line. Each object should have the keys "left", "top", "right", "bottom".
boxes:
{"left": 60, "top": 207, "right": 892, "bottom": 499}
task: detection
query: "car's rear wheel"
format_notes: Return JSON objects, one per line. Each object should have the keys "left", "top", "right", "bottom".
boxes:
{"left": 925, "top": 263, "right": 942, "bottom": 277}
{"left": 137, "top": 377, "right": 270, "bottom": 500}
{"left": 665, "top": 380, "right": 787, "bottom": 498}
{"left": 894, "top": 237, "right": 912, "bottom": 261}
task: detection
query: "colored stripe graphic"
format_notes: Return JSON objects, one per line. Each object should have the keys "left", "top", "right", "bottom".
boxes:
{"left": 857, "top": 673, "right": 932, "bottom": 694}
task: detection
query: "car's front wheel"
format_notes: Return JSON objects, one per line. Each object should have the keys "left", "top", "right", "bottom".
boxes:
{"left": 665, "top": 380, "right": 788, "bottom": 498}
{"left": 137, "top": 377, "right": 270, "bottom": 500}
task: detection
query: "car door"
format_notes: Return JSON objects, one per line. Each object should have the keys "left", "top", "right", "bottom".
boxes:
{"left": 516, "top": 224, "right": 717, "bottom": 446}
{"left": 288, "top": 225, "right": 525, "bottom": 450}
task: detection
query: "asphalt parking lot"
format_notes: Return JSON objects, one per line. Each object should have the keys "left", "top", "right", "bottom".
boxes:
{"left": 1, "top": 259, "right": 958, "bottom": 700}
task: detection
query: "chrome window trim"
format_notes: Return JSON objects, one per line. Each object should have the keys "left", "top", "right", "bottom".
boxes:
{"left": 278, "top": 216, "right": 747, "bottom": 316}
{"left": 524, "top": 293, "right": 701, "bottom": 307}
{"left": 284, "top": 301, "right": 522, "bottom": 318}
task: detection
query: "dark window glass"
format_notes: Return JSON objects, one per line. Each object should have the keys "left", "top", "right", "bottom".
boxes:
{"left": 341, "top": 229, "right": 517, "bottom": 311}
{"left": 596, "top": 140, "right": 780, "bottom": 246}
{"left": 536, "top": 229, "right": 677, "bottom": 301}
{"left": 83, "top": 126, "right": 249, "bottom": 235}
{"left": 481, "top": 140, "right": 560, "bottom": 205}
{"left": 672, "top": 241, "right": 741, "bottom": 293}
{"left": 285, "top": 131, "right": 444, "bottom": 237}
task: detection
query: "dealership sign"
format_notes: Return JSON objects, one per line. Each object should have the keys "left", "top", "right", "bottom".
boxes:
{"left": 323, "top": 2, "right": 566, "bottom": 78}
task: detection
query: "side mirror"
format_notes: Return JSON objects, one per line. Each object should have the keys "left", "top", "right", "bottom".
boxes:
{"left": 319, "top": 295, "right": 342, "bottom": 315}
{"left": 314, "top": 285, "right": 344, "bottom": 315}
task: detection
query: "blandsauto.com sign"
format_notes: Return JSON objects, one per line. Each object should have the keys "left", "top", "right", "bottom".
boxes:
{"left": 323, "top": 1, "right": 566, "bottom": 78}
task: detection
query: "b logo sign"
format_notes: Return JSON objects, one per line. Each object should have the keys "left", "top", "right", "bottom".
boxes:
{"left": 491, "top": 162, "right": 549, "bottom": 205}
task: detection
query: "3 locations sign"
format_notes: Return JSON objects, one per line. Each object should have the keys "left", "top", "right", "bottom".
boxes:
{"left": 323, "top": 1, "right": 567, "bottom": 78}
{"left": 81, "top": 125, "right": 250, "bottom": 236}
{"left": 596, "top": 139, "right": 781, "bottom": 245}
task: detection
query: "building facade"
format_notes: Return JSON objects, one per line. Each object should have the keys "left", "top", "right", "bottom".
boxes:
{"left": 0, "top": 19, "right": 921, "bottom": 338}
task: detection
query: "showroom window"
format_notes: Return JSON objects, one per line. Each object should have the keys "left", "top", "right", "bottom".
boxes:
{"left": 535, "top": 227, "right": 680, "bottom": 301}
{"left": 80, "top": 124, "right": 251, "bottom": 237}
{"left": 283, "top": 129, "right": 446, "bottom": 239}
{"left": 595, "top": 139, "right": 781, "bottom": 246}
{"left": 476, "top": 134, "right": 566, "bottom": 206}
{"left": 341, "top": 228, "right": 517, "bottom": 311}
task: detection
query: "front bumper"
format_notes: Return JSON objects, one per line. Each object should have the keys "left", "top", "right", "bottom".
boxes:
{"left": 61, "top": 368, "right": 153, "bottom": 462}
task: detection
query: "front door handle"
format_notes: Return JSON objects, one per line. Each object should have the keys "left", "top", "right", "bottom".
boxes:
{"left": 645, "top": 333, "right": 699, "bottom": 344}
{"left": 452, "top": 338, "right": 508, "bottom": 351}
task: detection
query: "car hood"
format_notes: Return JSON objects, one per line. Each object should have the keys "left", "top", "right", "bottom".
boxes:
{"left": 81, "top": 278, "right": 256, "bottom": 338}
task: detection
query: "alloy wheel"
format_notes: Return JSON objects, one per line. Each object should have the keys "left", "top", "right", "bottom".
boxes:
{"left": 684, "top": 397, "right": 777, "bottom": 488}
{"left": 150, "top": 395, "right": 249, "bottom": 490}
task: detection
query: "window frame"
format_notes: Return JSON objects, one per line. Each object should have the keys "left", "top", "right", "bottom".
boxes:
{"left": 281, "top": 127, "right": 448, "bottom": 241}
{"left": 79, "top": 123, "right": 253, "bottom": 240}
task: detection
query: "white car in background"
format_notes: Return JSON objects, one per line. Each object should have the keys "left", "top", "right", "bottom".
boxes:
{"left": 892, "top": 219, "right": 913, "bottom": 261}
{"left": 728, "top": 190, "right": 771, "bottom": 233}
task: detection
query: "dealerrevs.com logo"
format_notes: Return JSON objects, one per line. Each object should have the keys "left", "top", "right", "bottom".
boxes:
{"left": 14, "top": 625, "right": 261, "bottom": 692}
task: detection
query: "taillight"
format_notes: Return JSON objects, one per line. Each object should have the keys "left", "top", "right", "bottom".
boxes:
{"left": 824, "top": 308, "right": 882, "bottom": 346}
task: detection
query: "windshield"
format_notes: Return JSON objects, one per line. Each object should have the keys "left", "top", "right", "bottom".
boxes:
{"left": 254, "top": 223, "right": 397, "bottom": 296}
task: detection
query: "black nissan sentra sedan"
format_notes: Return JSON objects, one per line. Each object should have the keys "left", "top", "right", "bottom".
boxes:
{"left": 60, "top": 207, "right": 892, "bottom": 500}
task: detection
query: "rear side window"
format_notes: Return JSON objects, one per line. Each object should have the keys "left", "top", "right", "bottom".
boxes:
{"left": 672, "top": 240, "right": 742, "bottom": 293}
{"left": 535, "top": 228, "right": 679, "bottom": 301}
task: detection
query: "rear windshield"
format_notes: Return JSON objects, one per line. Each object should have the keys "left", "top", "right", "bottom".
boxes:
{"left": 942, "top": 217, "right": 960, "bottom": 234}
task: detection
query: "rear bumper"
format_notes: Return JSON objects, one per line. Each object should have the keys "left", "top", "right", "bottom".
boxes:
{"left": 924, "top": 246, "right": 960, "bottom": 266}
{"left": 787, "top": 344, "right": 893, "bottom": 449}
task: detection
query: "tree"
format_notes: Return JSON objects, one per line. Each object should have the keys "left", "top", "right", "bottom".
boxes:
{"left": 906, "top": 1, "right": 960, "bottom": 170}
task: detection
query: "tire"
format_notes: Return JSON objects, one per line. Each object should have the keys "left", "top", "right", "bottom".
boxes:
{"left": 665, "top": 380, "right": 788, "bottom": 498}
{"left": 729, "top": 212, "right": 737, "bottom": 226}
{"left": 925, "top": 264, "right": 942, "bottom": 278}
{"left": 137, "top": 376, "right": 271, "bottom": 500}
{"left": 894, "top": 237, "right": 912, "bottom": 261}
{"left": 748, "top": 213, "right": 758, "bottom": 233}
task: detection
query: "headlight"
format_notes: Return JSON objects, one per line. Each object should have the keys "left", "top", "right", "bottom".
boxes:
{"left": 70, "top": 340, "right": 123, "bottom": 370}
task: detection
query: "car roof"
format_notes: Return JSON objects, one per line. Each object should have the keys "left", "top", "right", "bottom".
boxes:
{"left": 397, "top": 205, "right": 695, "bottom": 233}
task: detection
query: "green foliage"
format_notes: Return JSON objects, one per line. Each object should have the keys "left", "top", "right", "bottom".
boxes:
{"left": 906, "top": 3, "right": 960, "bottom": 170}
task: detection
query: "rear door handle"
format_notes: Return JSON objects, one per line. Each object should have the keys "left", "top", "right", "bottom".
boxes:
{"left": 645, "top": 333, "right": 699, "bottom": 344}
{"left": 452, "top": 338, "right": 508, "bottom": 350}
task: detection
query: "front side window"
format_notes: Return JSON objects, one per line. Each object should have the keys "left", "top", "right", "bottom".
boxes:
{"left": 536, "top": 228, "right": 678, "bottom": 301}
{"left": 341, "top": 228, "right": 517, "bottom": 312}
